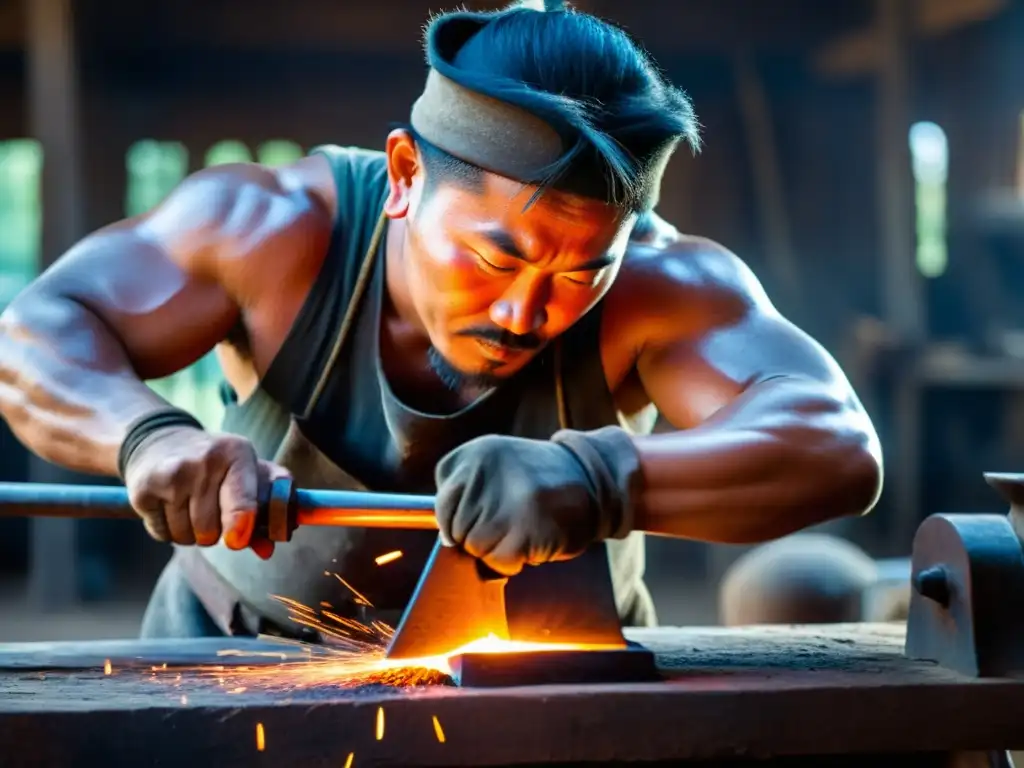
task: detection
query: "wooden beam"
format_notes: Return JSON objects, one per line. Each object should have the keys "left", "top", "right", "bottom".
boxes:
{"left": 73, "top": 0, "right": 861, "bottom": 58}
{"left": 875, "top": 0, "right": 922, "bottom": 342}
{"left": 815, "top": 0, "right": 1009, "bottom": 78}
{"left": 602, "top": 0, "right": 865, "bottom": 55}
{"left": 0, "top": 625, "right": 1023, "bottom": 765}
{"left": 733, "top": 53, "right": 802, "bottom": 317}
{"left": 873, "top": 0, "right": 928, "bottom": 549}
{"left": 24, "top": 0, "right": 86, "bottom": 610}
{"left": 87, "top": 0, "right": 515, "bottom": 55}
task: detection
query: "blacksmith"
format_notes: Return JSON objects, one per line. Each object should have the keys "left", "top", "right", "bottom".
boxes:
{"left": 0, "top": 1, "right": 882, "bottom": 639}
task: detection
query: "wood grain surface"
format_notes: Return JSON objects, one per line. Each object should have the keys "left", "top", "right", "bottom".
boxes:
{"left": 0, "top": 623, "right": 1021, "bottom": 766}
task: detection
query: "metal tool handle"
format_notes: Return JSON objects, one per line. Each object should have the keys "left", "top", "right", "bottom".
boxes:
{"left": 0, "top": 483, "right": 141, "bottom": 520}
{"left": 0, "top": 480, "right": 438, "bottom": 541}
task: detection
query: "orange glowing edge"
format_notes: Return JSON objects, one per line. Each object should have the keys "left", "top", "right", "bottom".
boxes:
{"left": 144, "top": 572, "right": 618, "bottom": 693}
{"left": 378, "top": 634, "right": 622, "bottom": 676}
{"left": 154, "top": 633, "right": 619, "bottom": 693}
{"left": 207, "top": 638, "right": 614, "bottom": 692}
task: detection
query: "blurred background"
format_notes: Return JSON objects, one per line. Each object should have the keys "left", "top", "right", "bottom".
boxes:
{"left": 0, "top": 0, "right": 1022, "bottom": 640}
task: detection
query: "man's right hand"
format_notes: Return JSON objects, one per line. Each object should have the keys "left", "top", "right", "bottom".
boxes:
{"left": 122, "top": 428, "right": 287, "bottom": 560}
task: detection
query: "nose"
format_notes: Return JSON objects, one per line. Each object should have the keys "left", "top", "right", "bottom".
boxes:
{"left": 489, "top": 274, "right": 549, "bottom": 336}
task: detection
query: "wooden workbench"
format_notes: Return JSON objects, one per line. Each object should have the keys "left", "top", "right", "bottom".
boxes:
{"left": 0, "top": 623, "right": 1020, "bottom": 766}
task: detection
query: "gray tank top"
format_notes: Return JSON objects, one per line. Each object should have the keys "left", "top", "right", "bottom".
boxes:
{"left": 202, "top": 146, "right": 654, "bottom": 630}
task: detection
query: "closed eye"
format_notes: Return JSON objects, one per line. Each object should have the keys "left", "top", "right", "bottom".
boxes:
{"left": 563, "top": 269, "right": 606, "bottom": 287}
{"left": 475, "top": 253, "right": 516, "bottom": 274}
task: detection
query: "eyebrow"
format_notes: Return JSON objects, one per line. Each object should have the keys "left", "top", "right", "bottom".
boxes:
{"left": 571, "top": 253, "right": 618, "bottom": 272}
{"left": 479, "top": 229, "right": 617, "bottom": 273}
{"left": 480, "top": 229, "right": 526, "bottom": 261}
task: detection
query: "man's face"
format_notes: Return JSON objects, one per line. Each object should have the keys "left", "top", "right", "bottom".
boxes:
{"left": 385, "top": 135, "right": 635, "bottom": 389}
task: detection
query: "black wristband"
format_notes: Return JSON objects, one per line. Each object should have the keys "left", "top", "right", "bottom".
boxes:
{"left": 117, "top": 407, "right": 205, "bottom": 480}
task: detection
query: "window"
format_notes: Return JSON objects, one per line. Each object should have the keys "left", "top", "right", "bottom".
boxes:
{"left": 909, "top": 121, "right": 949, "bottom": 278}
{"left": 126, "top": 140, "right": 226, "bottom": 429}
{"left": 0, "top": 140, "right": 42, "bottom": 308}
{"left": 204, "top": 140, "right": 253, "bottom": 167}
{"left": 257, "top": 140, "right": 304, "bottom": 167}
{"left": 125, "top": 140, "right": 188, "bottom": 218}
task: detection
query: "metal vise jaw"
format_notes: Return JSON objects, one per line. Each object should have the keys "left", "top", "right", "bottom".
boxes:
{"left": 905, "top": 473, "right": 1024, "bottom": 677}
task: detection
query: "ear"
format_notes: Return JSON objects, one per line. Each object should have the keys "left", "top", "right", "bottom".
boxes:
{"left": 384, "top": 129, "right": 421, "bottom": 219}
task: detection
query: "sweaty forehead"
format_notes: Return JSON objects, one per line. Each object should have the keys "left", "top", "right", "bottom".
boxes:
{"left": 444, "top": 170, "right": 634, "bottom": 254}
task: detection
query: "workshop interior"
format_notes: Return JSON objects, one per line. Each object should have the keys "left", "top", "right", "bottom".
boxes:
{"left": 0, "top": 0, "right": 1023, "bottom": 765}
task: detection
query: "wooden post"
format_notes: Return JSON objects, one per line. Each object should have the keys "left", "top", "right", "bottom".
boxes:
{"left": 1016, "top": 110, "right": 1024, "bottom": 198}
{"left": 876, "top": 0, "right": 922, "bottom": 341}
{"left": 874, "top": 0, "right": 926, "bottom": 548}
{"left": 733, "top": 52, "right": 802, "bottom": 320}
{"left": 24, "top": 0, "right": 86, "bottom": 610}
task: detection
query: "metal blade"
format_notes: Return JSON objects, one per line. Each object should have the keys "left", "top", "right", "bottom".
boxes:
{"left": 385, "top": 538, "right": 510, "bottom": 660}
{"left": 504, "top": 543, "right": 627, "bottom": 648}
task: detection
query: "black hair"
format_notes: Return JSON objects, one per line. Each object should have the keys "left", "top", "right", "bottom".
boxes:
{"left": 416, "top": 5, "right": 700, "bottom": 212}
{"left": 404, "top": 126, "right": 483, "bottom": 197}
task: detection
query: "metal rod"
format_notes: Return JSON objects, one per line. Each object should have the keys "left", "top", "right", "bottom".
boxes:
{"left": 0, "top": 482, "right": 437, "bottom": 529}
{"left": 293, "top": 489, "right": 437, "bottom": 530}
{"left": 295, "top": 508, "right": 438, "bottom": 529}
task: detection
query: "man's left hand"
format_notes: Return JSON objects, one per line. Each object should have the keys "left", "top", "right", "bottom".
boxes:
{"left": 433, "top": 427, "right": 644, "bottom": 576}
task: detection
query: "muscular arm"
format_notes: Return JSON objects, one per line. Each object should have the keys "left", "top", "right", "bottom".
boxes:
{"left": 0, "top": 163, "right": 329, "bottom": 476}
{"left": 616, "top": 237, "right": 882, "bottom": 543}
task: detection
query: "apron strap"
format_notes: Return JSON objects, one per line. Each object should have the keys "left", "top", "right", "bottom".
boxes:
{"left": 300, "top": 209, "right": 388, "bottom": 419}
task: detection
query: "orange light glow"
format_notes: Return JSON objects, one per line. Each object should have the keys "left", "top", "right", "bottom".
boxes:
{"left": 144, "top": 592, "right": 604, "bottom": 696}
{"left": 377, "top": 633, "right": 615, "bottom": 677}
{"left": 136, "top": 575, "right": 615, "bottom": 759}
{"left": 103, "top": 659, "right": 112, "bottom": 675}
{"left": 374, "top": 550, "right": 403, "bottom": 566}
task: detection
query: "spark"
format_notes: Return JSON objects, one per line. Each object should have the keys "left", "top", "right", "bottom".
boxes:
{"left": 331, "top": 573, "right": 373, "bottom": 607}
{"left": 142, "top": 591, "right": 607, "bottom": 694}
{"left": 374, "top": 550, "right": 403, "bottom": 566}
{"left": 180, "top": 695, "right": 188, "bottom": 705}
{"left": 432, "top": 715, "right": 446, "bottom": 743}
{"left": 142, "top": 580, "right": 604, "bottom": 696}
{"left": 343, "top": 753, "right": 354, "bottom": 768}
{"left": 375, "top": 706, "right": 385, "bottom": 741}
{"left": 256, "top": 722, "right": 265, "bottom": 752}
{"left": 103, "top": 659, "right": 112, "bottom": 675}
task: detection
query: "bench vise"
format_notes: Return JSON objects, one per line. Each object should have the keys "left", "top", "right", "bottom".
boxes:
{"left": 906, "top": 472, "right": 1024, "bottom": 677}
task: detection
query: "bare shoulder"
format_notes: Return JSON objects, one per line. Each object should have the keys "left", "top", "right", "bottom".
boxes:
{"left": 142, "top": 157, "right": 336, "bottom": 290}
{"left": 606, "top": 224, "right": 775, "bottom": 351}
{"left": 9, "top": 156, "right": 341, "bottom": 380}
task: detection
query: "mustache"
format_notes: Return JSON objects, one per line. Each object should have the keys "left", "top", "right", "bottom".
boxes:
{"left": 455, "top": 326, "right": 542, "bottom": 351}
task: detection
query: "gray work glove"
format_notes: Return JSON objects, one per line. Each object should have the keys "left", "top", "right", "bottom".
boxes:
{"left": 433, "top": 426, "right": 644, "bottom": 576}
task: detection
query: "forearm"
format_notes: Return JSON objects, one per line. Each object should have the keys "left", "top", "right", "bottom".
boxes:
{"left": 632, "top": 377, "right": 882, "bottom": 543}
{"left": 0, "top": 297, "right": 170, "bottom": 475}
